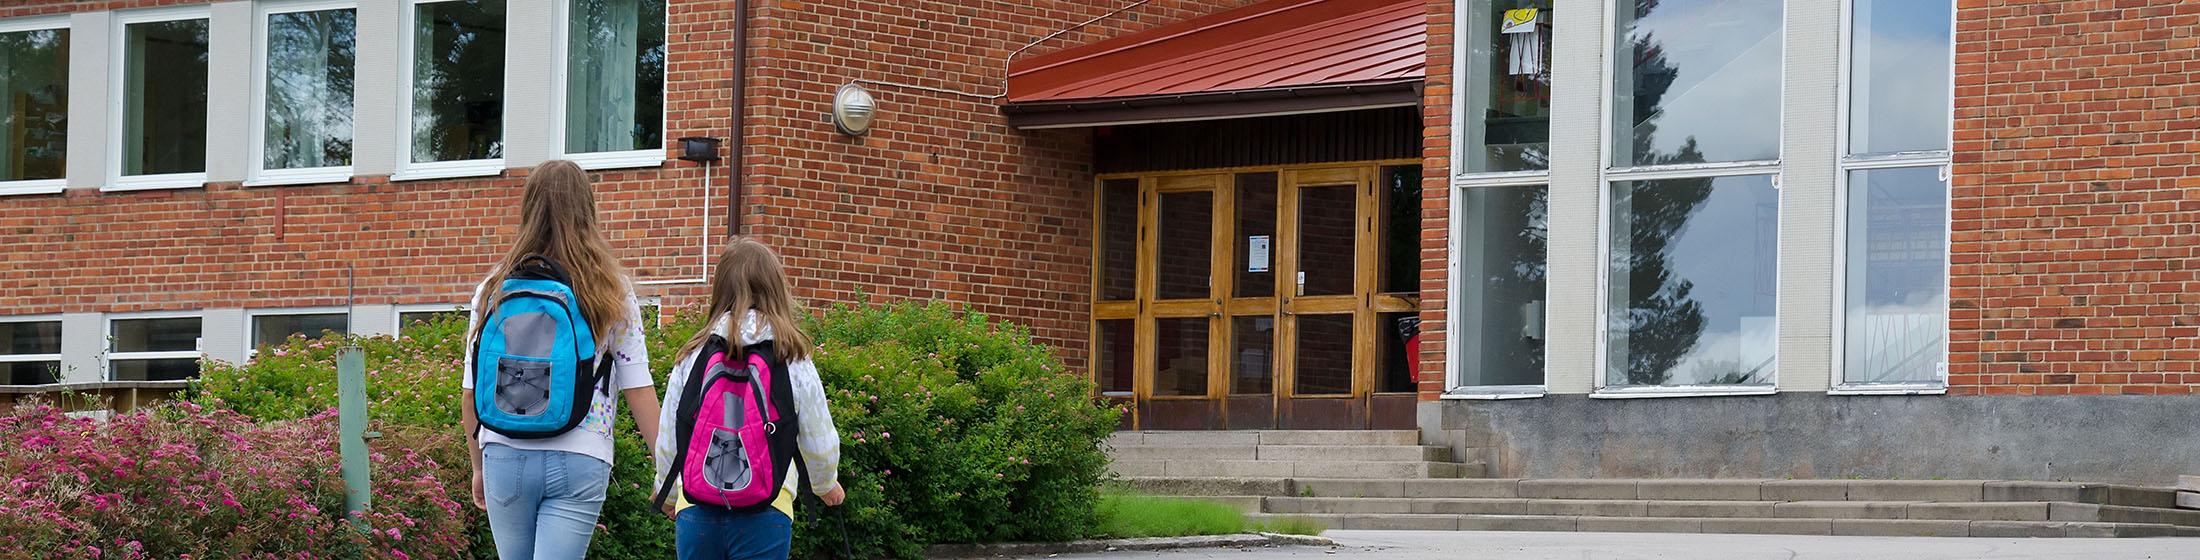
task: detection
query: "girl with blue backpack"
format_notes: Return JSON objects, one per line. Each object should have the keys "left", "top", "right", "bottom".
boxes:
{"left": 462, "top": 159, "right": 663, "bottom": 560}
{"left": 653, "top": 237, "right": 845, "bottom": 560}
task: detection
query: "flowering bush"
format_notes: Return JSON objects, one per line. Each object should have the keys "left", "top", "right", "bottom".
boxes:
{"left": 0, "top": 401, "right": 469, "bottom": 559}
{"left": 176, "top": 302, "right": 1115, "bottom": 559}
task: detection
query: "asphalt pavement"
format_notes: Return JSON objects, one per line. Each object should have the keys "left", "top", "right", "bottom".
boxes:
{"left": 1049, "top": 530, "right": 2200, "bottom": 560}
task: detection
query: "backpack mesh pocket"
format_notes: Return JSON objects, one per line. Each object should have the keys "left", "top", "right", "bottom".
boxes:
{"left": 704, "top": 429, "right": 754, "bottom": 492}
{"left": 495, "top": 358, "right": 552, "bottom": 416}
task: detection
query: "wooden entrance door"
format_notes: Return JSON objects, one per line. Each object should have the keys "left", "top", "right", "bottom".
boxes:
{"left": 1094, "top": 161, "right": 1422, "bottom": 430}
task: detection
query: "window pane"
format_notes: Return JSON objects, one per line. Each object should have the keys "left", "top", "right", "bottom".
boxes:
{"left": 1845, "top": 167, "right": 1947, "bottom": 384}
{"left": 1235, "top": 173, "right": 1277, "bottom": 298}
{"left": 1100, "top": 179, "right": 1138, "bottom": 301}
{"left": 112, "top": 359, "right": 198, "bottom": 382}
{"left": 265, "top": 8, "right": 357, "bottom": 169}
{"left": 1153, "top": 318, "right": 1208, "bottom": 396}
{"left": 0, "top": 28, "right": 67, "bottom": 182}
{"left": 1157, "top": 191, "right": 1213, "bottom": 300}
{"left": 413, "top": 0, "right": 506, "bottom": 163}
{"left": 1293, "top": 314, "right": 1353, "bottom": 395}
{"left": 399, "top": 310, "right": 466, "bottom": 335}
{"left": 3, "top": 362, "right": 59, "bottom": 385}
{"left": 1849, "top": 0, "right": 1952, "bottom": 155}
{"left": 1297, "top": 185, "right": 1356, "bottom": 296}
{"left": 1457, "top": 185, "right": 1547, "bottom": 386}
{"left": 1379, "top": 313, "right": 1418, "bottom": 393}
{"left": 567, "top": 0, "right": 665, "bottom": 153}
{"left": 123, "top": 19, "right": 209, "bottom": 176}
{"left": 1230, "top": 316, "right": 1273, "bottom": 394}
{"left": 1612, "top": 0, "right": 1781, "bottom": 166}
{"left": 253, "top": 313, "right": 349, "bottom": 349}
{"left": 1460, "top": 0, "right": 1551, "bottom": 173}
{"left": 1606, "top": 176, "right": 1778, "bottom": 387}
{"left": 1095, "top": 319, "right": 1134, "bottom": 396}
{"left": 113, "top": 318, "right": 200, "bottom": 353}
{"left": 0, "top": 321, "right": 60, "bottom": 355}
{"left": 1380, "top": 166, "right": 1422, "bottom": 294}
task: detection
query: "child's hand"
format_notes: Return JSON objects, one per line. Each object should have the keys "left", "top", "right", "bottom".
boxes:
{"left": 470, "top": 466, "right": 486, "bottom": 510}
{"left": 660, "top": 498, "right": 677, "bottom": 519}
{"left": 821, "top": 483, "right": 846, "bottom": 507}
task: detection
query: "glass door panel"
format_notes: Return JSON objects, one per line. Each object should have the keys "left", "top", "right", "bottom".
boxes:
{"left": 1296, "top": 184, "right": 1358, "bottom": 297}
{"left": 1157, "top": 191, "right": 1214, "bottom": 301}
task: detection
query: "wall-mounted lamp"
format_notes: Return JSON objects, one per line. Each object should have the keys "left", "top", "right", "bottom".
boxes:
{"left": 830, "top": 83, "right": 877, "bottom": 136}
{"left": 677, "top": 136, "right": 723, "bottom": 163}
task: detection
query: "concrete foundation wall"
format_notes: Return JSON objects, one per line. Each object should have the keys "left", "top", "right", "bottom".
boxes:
{"left": 1423, "top": 395, "right": 2200, "bottom": 486}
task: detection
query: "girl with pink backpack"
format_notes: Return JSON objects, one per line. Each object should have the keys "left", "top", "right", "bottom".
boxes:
{"left": 652, "top": 237, "right": 845, "bottom": 559}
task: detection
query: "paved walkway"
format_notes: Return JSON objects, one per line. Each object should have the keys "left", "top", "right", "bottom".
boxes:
{"left": 1056, "top": 530, "right": 2200, "bottom": 559}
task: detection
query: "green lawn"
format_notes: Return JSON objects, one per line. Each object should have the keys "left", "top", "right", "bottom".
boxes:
{"left": 1094, "top": 492, "right": 1324, "bottom": 538}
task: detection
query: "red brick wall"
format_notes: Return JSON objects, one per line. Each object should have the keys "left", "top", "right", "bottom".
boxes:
{"left": 1415, "top": 0, "right": 1453, "bottom": 400}
{"left": 735, "top": 0, "right": 1259, "bottom": 371}
{"left": 0, "top": 0, "right": 1259, "bottom": 373}
{"left": 1948, "top": 0, "right": 2200, "bottom": 395}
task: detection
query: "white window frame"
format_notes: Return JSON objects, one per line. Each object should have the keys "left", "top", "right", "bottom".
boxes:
{"left": 0, "top": 315, "right": 64, "bottom": 386}
{"left": 1828, "top": 0, "right": 1956, "bottom": 396}
{"left": 246, "top": 307, "right": 353, "bottom": 357}
{"left": 392, "top": 0, "right": 505, "bottom": 182}
{"left": 105, "top": 311, "right": 204, "bottom": 383}
{"left": 245, "top": 0, "right": 359, "bottom": 187}
{"left": 105, "top": 5, "right": 214, "bottom": 192}
{"left": 1592, "top": 0, "right": 1787, "bottom": 398}
{"left": 551, "top": 0, "right": 668, "bottom": 171}
{"left": 1443, "top": 0, "right": 1554, "bottom": 399}
{"left": 0, "top": 16, "right": 72, "bottom": 196}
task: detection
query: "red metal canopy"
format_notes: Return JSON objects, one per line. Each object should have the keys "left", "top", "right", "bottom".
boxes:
{"left": 1003, "top": 0, "right": 1426, "bottom": 129}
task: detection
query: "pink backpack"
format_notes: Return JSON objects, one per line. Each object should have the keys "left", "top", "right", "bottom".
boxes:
{"left": 652, "top": 335, "right": 804, "bottom": 512}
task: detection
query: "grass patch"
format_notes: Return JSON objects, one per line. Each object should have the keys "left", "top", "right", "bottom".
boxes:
{"left": 1093, "top": 492, "right": 1325, "bottom": 538}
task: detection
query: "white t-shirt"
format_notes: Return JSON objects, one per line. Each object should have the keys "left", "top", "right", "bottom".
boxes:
{"left": 462, "top": 279, "right": 653, "bottom": 466}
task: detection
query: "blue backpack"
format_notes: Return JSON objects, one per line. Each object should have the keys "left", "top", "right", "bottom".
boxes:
{"left": 472, "top": 255, "right": 613, "bottom": 439}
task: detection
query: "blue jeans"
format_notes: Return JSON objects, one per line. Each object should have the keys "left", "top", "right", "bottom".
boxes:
{"left": 481, "top": 444, "right": 611, "bottom": 560}
{"left": 676, "top": 506, "right": 793, "bottom": 560}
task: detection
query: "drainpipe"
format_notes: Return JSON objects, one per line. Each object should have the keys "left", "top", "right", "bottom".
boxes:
{"left": 728, "top": 0, "right": 748, "bottom": 236}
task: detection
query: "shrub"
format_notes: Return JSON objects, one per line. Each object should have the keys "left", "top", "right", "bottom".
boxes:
{"left": 0, "top": 400, "right": 469, "bottom": 559}
{"left": 801, "top": 301, "right": 1119, "bottom": 558}
{"left": 187, "top": 301, "right": 1119, "bottom": 559}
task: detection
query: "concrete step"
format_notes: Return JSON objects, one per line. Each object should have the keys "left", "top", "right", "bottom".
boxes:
{"left": 1243, "top": 513, "right": 2200, "bottom": 538}
{"left": 1142, "top": 495, "right": 1263, "bottom": 512}
{"left": 1108, "top": 430, "right": 1420, "bottom": 448}
{"left": 1109, "top": 460, "right": 1469, "bottom": 479}
{"left": 1121, "top": 477, "right": 2186, "bottom": 507}
{"left": 1252, "top": 498, "right": 2179, "bottom": 524}
{"left": 1106, "top": 444, "right": 1452, "bottom": 463}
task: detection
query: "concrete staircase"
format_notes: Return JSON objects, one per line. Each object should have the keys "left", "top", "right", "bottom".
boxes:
{"left": 1106, "top": 430, "right": 1484, "bottom": 480}
{"left": 1107, "top": 431, "right": 2200, "bottom": 538}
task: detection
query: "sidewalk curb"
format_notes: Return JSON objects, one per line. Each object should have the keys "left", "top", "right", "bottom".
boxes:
{"left": 926, "top": 533, "right": 1333, "bottom": 558}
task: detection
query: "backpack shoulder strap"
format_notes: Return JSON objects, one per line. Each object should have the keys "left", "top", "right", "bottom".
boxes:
{"left": 651, "top": 336, "right": 722, "bottom": 510}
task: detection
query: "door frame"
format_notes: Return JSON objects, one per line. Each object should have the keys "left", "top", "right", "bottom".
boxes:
{"left": 1091, "top": 159, "right": 1422, "bottom": 430}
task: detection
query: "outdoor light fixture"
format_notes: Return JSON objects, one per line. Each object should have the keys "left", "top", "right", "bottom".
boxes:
{"left": 830, "top": 83, "right": 877, "bottom": 136}
{"left": 677, "top": 136, "right": 722, "bottom": 163}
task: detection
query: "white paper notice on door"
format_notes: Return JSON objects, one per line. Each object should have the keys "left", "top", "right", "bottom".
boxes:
{"left": 1248, "top": 235, "right": 1271, "bottom": 273}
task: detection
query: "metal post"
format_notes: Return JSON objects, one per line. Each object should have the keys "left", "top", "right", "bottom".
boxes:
{"left": 337, "top": 345, "right": 371, "bottom": 523}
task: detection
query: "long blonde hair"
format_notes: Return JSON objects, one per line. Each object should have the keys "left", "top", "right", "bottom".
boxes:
{"left": 678, "top": 237, "right": 812, "bottom": 362}
{"left": 476, "top": 160, "right": 630, "bottom": 348}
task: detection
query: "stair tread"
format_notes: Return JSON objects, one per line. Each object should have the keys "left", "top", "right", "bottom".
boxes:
{"left": 1241, "top": 512, "right": 2200, "bottom": 538}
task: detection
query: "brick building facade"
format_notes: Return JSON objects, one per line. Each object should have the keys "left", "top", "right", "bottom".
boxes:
{"left": 3, "top": 0, "right": 2197, "bottom": 483}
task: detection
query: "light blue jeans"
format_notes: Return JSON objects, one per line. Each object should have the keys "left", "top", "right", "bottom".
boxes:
{"left": 482, "top": 444, "right": 611, "bottom": 560}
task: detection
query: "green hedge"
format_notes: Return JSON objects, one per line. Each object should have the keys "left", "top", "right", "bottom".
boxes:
{"left": 190, "top": 300, "right": 1117, "bottom": 559}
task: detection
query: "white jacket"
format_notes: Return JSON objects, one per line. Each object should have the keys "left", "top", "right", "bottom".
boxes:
{"left": 653, "top": 310, "right": 841, "bottom": 500}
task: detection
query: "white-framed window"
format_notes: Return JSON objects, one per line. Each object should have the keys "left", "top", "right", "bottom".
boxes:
{"left": 638, "top": 295, "right": 663, "bottom": 327}
{"left": 555, "top": 0, "right": 667, "bottom": 170}
{"left": 107, "top": 313, "right": 202, "bottom": 383}
{"left": 394, "top": 0, "right": 506, "bottom": 181}
{"left": 395, "top": 303, "right": 468, "bottom": 336}
{"left": 106, "top": 6, "right": 212, "bottom": 192}
{"left": 1833, "top": 0, "right": 1954, "bottom": 394}
{"left": 247, "top": 308, "right": 352, "bottom": 357}
{"left": 1595, "top": 0, "right": 1783, "bottom": 396}
{"left": 247, "top": 0, "right": 358, "bottom": 187}
{"left": 0, "top": 316, "right": 63, "bottom": 386}
{"left": 0, "top": 16, "right": 71, "bottom": 197}
{"left": 1446, "top": 0, "right": 1553, "bottom": 399}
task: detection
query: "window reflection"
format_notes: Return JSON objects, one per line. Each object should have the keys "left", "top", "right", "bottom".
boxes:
{"left": 265, "top": 8, "right": 356, "bottom": 169}
{"left": 1612, "top": 0, "right": 1782, "bottom": 166}
{"left": 1849, "top": 0, "right": 1952, "bottom": 155}
{"left": 1845, "top": 167, "right": 1947, "bottom": 384}
{"left": 1457, "top": 185, "right": 1547, "bottom": 387}
{"left": 412, "top": 0, "right": 506, "bottom": 163}
{"left": 1462, "top": 0, "right": 1552, "bottom": 173}
{"left": 1606, "top": 175, "right": 1779, "bottom": 386}
{"left": 123, "top": 19, "right": 209, "bottom": 176}
{"left": 0, "top": 28, "right": 67, "bottom": 182}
